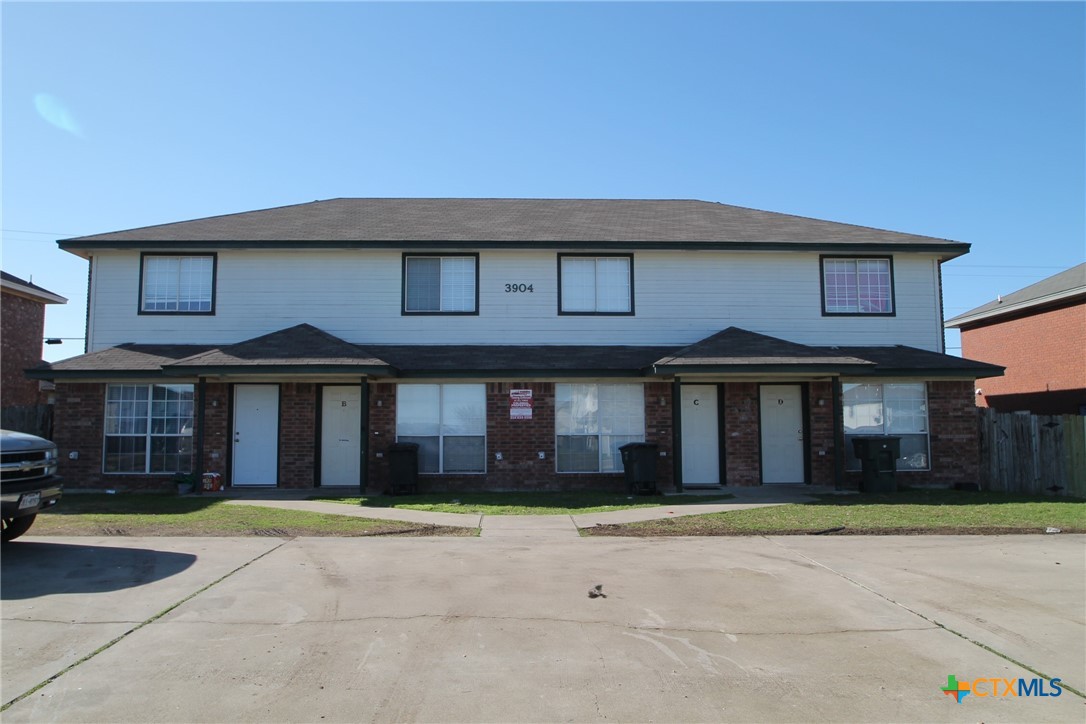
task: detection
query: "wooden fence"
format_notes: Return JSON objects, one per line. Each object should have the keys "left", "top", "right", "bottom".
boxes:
{"left": 1, "top": 404, "right": 54, "bottom": 440}
{"left": 978, "top": 408, "right": 1086, "bottom": 498}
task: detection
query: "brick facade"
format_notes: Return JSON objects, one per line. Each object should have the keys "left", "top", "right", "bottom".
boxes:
{"left": 1, "top": 291, "right": 47, "bottom": 408}
{"left": 51, "top": 378, "right": 982, "bottom": 492}
{"left": 960, "top": 301, "right": 1086, "bottom": 414}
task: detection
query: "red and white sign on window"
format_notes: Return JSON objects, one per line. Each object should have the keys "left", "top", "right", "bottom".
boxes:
{"left": 510, "top": 389, "right": 533, "bottom": 420}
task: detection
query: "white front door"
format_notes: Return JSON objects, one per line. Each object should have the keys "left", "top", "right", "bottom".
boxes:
{"left": 321, "top": 386, "right": 361, "bottom": 486}
{"left": 759, "top": 384, "right": 805, "bottom": 484}
{"left": 681, "top": 385, "right": 720, "bottom": 485}
{"left": 233, "top": 385, "right": 279, "bottom": 486}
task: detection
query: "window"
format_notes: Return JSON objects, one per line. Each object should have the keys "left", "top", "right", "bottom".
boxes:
{"left": 396, "top": 384, "right": 486, "bottom": 473}
{"left": 104, "top": 384, "right": 194, "bottom": 473}
{"left": 556, "top": 383, "right": 644, "bottom": 472}
{"left": 140, "top": 254, "right": 215, "bottom": 313}
{"left": 821, "top": 257, "right": 894, "bottom": 314}
{"left": 403, "top": 255, "right": 478, "bottom": 313}
{"left": 843, "top": 382, "right": 929, "bottom": 471}
{"left": 558, "top": 255, "right": 633, "bottom": 314}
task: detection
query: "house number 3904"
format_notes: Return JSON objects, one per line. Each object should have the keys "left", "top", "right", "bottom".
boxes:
{"left": 504, "top": 284, "right": 534, "bottom": 293}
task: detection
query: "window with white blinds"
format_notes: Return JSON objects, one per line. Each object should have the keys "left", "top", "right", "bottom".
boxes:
{"left": 140, "top": 255, "right": 215, "bottom": 313}
{"left": 404, "top": 255, "right": 478, "bottom": 313}
{"left": 559, "top": 255, "right": 632, "bottom": 314}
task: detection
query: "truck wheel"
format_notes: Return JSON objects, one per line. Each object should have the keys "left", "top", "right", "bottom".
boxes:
{"left": 1, "top": 515, "right": 36, "bottom": 542}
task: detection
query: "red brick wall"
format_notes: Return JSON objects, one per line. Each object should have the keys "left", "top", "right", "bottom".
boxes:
{"left": 808, "top": 381, "right": 836, "bottom": 485}
{"left": 961, "top": 302, "right": 1086, "bottom": 407}
{"left": 279, "top": 383, "right": 316, "bottom": 488}
{"left": 200, "top": 383, "right": 230, "bottom": 477}
{"left": 724, "top": 383, "right": 760, "bottom": 485}
{"left": 1, "top": 292, "right": 46, "bottom": 407}
{"left": 367, "top": 381, "right": 676, "bottom": 494}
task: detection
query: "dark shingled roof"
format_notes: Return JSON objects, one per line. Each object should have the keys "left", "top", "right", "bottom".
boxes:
{"left": 945, "top": 262, "right": 1086, "bottom": 328}
{"left": 60, "top": 198, "right": 965, "bottom": 251}
{"left": 653, "top": 327, "right": 873, "bottom": 369}
{"left": 31, "top": 344, "right": 217, "bottom": 375}
{"left": 167, "top": 324, "right": 391, "bottom": 369}
{"left": 828, "top": 345, "right": 1004, "bottom": 377}
{"left": 28, "top": 325, "right": 1001, "bottom": 380}
{"left": 365, "top": 345, "right": 674, "bottom": 374}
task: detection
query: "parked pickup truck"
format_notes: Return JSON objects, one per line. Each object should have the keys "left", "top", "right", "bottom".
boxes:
{"left": 1, "top": 429, "right": 62, "bottom": 542}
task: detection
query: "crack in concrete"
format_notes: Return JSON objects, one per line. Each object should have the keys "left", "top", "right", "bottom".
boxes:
{"left": 1, "top": 541, "right": 289, "bottom": 713}
{"left": 764, "top": 536, "right": 1086, "bottom": 701}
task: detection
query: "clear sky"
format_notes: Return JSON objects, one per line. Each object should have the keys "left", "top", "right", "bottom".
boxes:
{"left": 3, "top": 1, "right": 1083, "bottom": 362}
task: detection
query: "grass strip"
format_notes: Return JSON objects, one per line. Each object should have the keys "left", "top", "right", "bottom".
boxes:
{"left": 313, "top": 491, "right": 732, "bottom": 515}
{"left": 585, "top": 490, "right": 1085, "bottom": 536}
{"left": 1, "top": 541, "right": 287, "bottom": 712}
{"left": 31, "top": 494, "right": 474, "bottom": 537}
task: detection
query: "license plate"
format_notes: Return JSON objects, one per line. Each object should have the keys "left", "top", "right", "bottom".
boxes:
{"left": 18, "top": 492, "right": 40, "bottom": 510}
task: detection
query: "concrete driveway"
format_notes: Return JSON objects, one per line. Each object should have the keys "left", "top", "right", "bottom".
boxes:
{"left": 2, "top": 534, "right": 1083, "bottom": 723}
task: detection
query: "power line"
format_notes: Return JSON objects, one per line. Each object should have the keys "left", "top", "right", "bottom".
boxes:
{"left": 2, "top": 228, "right": 81, "bottom": 236}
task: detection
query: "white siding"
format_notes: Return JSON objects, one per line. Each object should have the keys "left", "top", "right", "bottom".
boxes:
{"left": 87, "top": 250, "right": 945, "bottom": 352}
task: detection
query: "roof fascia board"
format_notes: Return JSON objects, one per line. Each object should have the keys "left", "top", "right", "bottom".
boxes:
{"left": 649, "top": 363, "right": 872, "bottom": 375}
{"left": 396, "top": 369, "right": 647, "bottom": 378}
{"left": 58, "top": 239, "right": 969, "bottom": 257}
{"left": 945, "top": 289, "right": 1086, "bottom": 328}
{"left": 161, "top": 364, "right": 397, "bottom": 376}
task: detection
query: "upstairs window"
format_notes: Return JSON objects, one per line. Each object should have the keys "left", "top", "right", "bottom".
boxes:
{"left": 821, "top": 257, "right": 894, "bottom": 315}
{"left": 559, "top": 254, "right": 633, "bottom": 314}
{"left": 140, "top": 254, "right": 216, "bottom": 314}
{"left": 403, "top": 255, "right": 478, "bottom": 314}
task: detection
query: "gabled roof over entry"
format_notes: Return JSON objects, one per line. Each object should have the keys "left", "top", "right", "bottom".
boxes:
{"left": 164, "top": 324, "right": 395, "bottom": 375}
{"left": 27, "top": 325, "right": 1002, "bottom": 380}
{"left": 651, "top": 327, "right": 873, "bottom": 374}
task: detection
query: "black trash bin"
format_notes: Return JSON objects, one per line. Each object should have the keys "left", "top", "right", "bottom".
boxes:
{"left": 619, "top": 442, "right": 660, "bottom": 495}
{"left": 386, "top": 442, "right": 419, "bottom": 496}
{"left": 851, "top": 436, "right": 901, "bottom": 493}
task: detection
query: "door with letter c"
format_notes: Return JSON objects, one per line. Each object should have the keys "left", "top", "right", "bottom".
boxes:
{"left": 680, "top": 385, "right": 720, "bottom": 485}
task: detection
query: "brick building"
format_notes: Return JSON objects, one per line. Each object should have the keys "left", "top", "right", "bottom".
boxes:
{"left": 30, "top": 199, "right": 1001, "bottom": 491}
{"left": 946, "top": 263, "right": 1085, "bottom": 415}
{"left": 1, "top": 271, "right": 67, "bottom": 433}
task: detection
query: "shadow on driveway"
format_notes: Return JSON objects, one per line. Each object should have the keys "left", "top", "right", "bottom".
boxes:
{"left": 1, "top": 540, "right": 196, "bottom": 600}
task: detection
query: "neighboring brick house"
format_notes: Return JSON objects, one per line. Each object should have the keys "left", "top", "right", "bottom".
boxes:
{"left": 30, "top": 199, "right": 1001, "bottom": 492}
{"left": 946, "top": 263, "right": 1085, "bottom": 415}
{"left": 1, "top": 271, "right": 68, "bottom": 433}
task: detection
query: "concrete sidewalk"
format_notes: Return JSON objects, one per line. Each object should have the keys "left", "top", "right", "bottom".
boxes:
{"left": 224, "top": 485, "right": 822, "bottom": 537}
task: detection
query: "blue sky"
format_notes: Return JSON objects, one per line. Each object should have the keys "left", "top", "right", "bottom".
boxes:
{"left": 3, "top": 1, "right": 1083, "bottom": 362}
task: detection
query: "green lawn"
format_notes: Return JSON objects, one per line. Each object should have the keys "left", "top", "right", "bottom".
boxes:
{"left": 312, "top": 491, "right": 732, "bottom": 515}
{"left": 27, "top": 494, "right": 475, "bottom": 538}
{"left": 584, "top": 489, "right": 1086, "bottom": 536}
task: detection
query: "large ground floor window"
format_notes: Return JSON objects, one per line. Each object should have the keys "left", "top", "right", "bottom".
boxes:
{"left": 396, "top": 384, "right": 486, "bottom": 473}
{"left": 842, "top": 382, "right": 929, "bottom": 471}
{"left": 556, "top": 383, "right": 644, "bottom": 472}
{"left": 104, "top": 384, "right": 194, "bottom": 473}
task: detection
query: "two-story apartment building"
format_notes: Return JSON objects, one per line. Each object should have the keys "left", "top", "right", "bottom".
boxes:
{"left": 31, "top": 199, "right": 1001, "bottom": 492}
